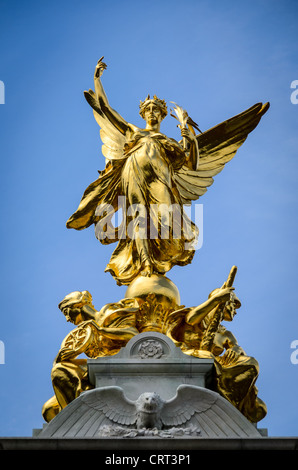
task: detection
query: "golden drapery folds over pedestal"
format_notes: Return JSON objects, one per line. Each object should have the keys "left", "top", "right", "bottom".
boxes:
{"left": 44, "top": 58, "right": 270, "bottom": 425}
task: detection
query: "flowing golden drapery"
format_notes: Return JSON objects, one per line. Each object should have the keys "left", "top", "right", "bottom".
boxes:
{"left": 67, "top": 130, "right": 198, "bottom": 285}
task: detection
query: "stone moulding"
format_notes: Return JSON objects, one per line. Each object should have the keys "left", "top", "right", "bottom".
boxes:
{"left": 87, "top": 332, "right": 215, "bottom": 399}
{"left": 35, "top": 332, "right": 263, "bottom": 440}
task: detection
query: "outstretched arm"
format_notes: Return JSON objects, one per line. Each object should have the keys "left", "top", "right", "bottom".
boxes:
{"left": 186, "top": 287, "right": 234, "bottom": 325}
{"left": 93, "top": 57, "right": 130, "bottom": 135}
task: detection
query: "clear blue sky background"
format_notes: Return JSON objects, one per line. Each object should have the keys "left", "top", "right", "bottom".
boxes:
{"left": 0, "top": 0, "right": 297, "bottom": 437}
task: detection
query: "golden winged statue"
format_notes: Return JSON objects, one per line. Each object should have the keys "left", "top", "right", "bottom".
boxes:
{"left": 66, "top": 57, "right": 269, "bottom": 286}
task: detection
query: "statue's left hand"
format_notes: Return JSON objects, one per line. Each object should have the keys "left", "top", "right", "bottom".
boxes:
{"left": 181, "top": 127, "right": 196, "bottom": 143}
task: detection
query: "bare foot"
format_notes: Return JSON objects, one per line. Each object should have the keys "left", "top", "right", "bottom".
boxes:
{"left": 141, "top": 263, "right": 153, "bottom": 277}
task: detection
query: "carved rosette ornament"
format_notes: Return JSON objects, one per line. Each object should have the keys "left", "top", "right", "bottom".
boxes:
{"left": 137, "top": 340, "right": 163, "bottom": 359}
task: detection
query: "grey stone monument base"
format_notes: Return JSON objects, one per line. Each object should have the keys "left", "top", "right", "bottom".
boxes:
{"left": 5, "top": 333, "right": 296, "bottom": 450}
{"left": 88, "top": 331, "right": 214, "bottom": 400}
{"left": 35, "top": 333, "right": 263, "bottom": 441}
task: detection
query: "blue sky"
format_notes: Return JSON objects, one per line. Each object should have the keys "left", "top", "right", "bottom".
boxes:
{"left": 0, "top": 0, "right": 297, "bottom": 437}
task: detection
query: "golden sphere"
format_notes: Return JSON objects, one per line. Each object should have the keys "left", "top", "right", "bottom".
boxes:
{"left": 125, "top": 273, "right": 180, "bottom": 308}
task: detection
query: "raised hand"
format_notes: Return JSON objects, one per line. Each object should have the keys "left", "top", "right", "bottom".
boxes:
{"left": 94, "top": 56, "right": 107, "bottom": 78}
{"left": 181, "top": 126, "right": 197, "bottom": 143}
{"left": 212, "top": 286, "right": 235, "bottom": 304}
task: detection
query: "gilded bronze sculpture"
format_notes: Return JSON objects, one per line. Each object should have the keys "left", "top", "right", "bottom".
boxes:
{"left": 42, "top": 290, "right": 139, "bottom": 422}
{"left": 66, "top": 57, "right": 269, "bottom": 286}
{"left": 43, "top": 57, "right": 270, "bottom": 427}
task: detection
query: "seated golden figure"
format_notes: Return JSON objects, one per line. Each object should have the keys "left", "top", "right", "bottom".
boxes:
{"left": 166, "top": 268, "right": 267, "bottom": 423}
{"left": 42, "top": 291, "right": 139, "bottom": 422}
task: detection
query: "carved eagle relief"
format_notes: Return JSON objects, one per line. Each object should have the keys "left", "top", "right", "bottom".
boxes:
{"left": 39, "top": 384, "right": 261, "bottom": 438}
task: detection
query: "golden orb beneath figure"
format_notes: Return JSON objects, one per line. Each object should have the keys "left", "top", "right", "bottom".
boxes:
{"left": 125, "top": 274, "right": 181, "bottom": 308}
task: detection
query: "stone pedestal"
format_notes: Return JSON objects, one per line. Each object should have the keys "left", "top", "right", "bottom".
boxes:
{"left": 36, "top": 332, "right": 263, "bottom": 439}
{"left": 88, "top": 332, "right": 214, "bottom": 400}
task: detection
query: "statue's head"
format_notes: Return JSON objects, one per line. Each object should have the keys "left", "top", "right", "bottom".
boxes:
{"left": 139, "top": 95, "right": 168, "bottom": 122}
{"left": 58, "top": 290, "right": 94, "bottom": 324}
{"left": 222, "top": 292, "right": 241, "bottom": 321}
{"left": 209, "top": 288, "right": 241, "bottom": 322}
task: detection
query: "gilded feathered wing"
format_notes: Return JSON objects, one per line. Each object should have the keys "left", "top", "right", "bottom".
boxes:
{"left": 66, "top": 90, "right": 128, "bottom": 230}
{"left": 173, "top": 102, "right": 270, "bottom": 205}
{"left": 84, "top": 89, "right": 127, "bottom": 162}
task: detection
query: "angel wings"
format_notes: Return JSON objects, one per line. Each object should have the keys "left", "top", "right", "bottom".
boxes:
{"left": 173, "top": 101, "right": 270, "bottom": 205}
{"left": 67, "top": 91, "right": 269, "bottom": 231}
{"left": 83, "top": 87, "right": 269, "bottom": 206}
